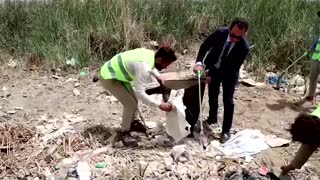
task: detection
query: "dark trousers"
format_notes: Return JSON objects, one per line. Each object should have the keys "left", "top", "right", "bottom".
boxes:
{"left": 208, "top": 70, "right": 238, "bottom": 133}
{"left": 183, "top": 82, "right": 206, "bottom": 134}
{"left": 183, "top": 71, "right": 238, "bottom": 134}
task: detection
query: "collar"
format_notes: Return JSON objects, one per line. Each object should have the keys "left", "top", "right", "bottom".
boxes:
{"left": 227, "top": 34, "right": 231, "bottom": 42}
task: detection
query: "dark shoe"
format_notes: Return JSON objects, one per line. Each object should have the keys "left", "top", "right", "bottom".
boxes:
{"left": 219, "top": 132, "right": 230, "bottom": 144}
{"left": 129, "top": 120, "right": 147, "bottom": 133}
{"left": 206, "top": 117, "right": 217, "bottom": 125}
{"left": 113, "top": 131, "right": 138, "bottom": 147}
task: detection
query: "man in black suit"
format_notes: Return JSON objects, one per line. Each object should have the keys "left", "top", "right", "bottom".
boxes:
{"left": 193, "top": 18, "right": 250, "bottom": 143}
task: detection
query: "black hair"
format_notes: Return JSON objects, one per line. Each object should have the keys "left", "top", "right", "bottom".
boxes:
{"left": 155, "top": 46, "right": 177, "bottom": 62}
{"left": 290, "top": 113, "right": 320, "bottom": 145}
{"left": 230, "top": 17, "right": 249, "bottom": 31}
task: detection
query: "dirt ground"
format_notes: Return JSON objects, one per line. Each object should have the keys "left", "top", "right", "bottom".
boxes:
{"left": 0, "top": 54, "right": 320, "bottom": 180}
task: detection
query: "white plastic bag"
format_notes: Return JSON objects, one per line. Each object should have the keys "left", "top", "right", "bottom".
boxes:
{"left": 165, "top": 89, "right": 191, "bottom": 142}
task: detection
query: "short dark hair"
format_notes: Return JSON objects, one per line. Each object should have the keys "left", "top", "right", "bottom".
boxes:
{"left": 290, "top": 113, "right": 320, "bottom": 145}
{"left": 155, "top": 47, "right": 177, "bottom": 62}
{"left": 230, "top": 17, "right": 249, "bottom": 31}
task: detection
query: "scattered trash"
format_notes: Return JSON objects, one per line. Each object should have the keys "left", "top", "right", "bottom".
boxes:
{"left": 76, "top": 161, "right": 91, "bottom": 180}
{"left": 74, "top": 82, "right": 80, "bottom": 87}
{"left": 154, "top": 134, "right": 174, "bottom": 147}
{"left": 105, "top": 95, "right": 117, "bottom": 102}
{"left": 73, "top": 88, "right": 80, "bottom": 96}
{"left": 52, "top": 75, "right": 61, "bottom": 79}
{"left": 289, "top": 74, "right": 305, "bottom": 87}
{"left": 57, "top": 158, "right": 76, "bottom": 179}
{"left": 79, "top": 71, "right": 87, "bottom": 76}
{"left": 259, "top": 167, "right": 270, "bottom": 176}
{"left": 207, "top": 129, "right": 270, "bottom": 160}
{"left": 95, "top": 162, "right": 109, "bottom": 168}
{"left": 7, "top": 60, "right": 17, "bottom": 68}
{"left": 223, "top": 169, "right": 280, "bottom": 180}
{"left": 170, "top": 145, "right": 189, "bottom": 162}
{"left": 64, "top": 78, "right": 78, "bottom": 83}
{"left": 149, "top": 41, "right": 159, "bottom": 47}
{"left": 14, "top": 107, "right": 23, "bottom": 110}
{"left": 66, "top": 58, "right": 79, "bottom": 66}
{"left": 146, "top": 121, "right": 165, "bottom": 136}
{"left": 7, "top": 110, "right": 16, "bottom": 114}
{"left": 165, "top": 89, "right": 191, "bottom": 142}
{"left": 265, "top": 136, "right": 290, "bottom": 148}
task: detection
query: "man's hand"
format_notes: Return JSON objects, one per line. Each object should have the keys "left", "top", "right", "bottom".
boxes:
{"left": 193, "top": 64, "right": 203, "bottom": 74}
{"left": 205, "top": 76, "right": 212, "bottom": 84}
{"left": 280, "top": 165, "right": 295, "bottom": 175}
{"left": 157, "top": 74, "right": 166, "bottom": 85}
{"left": 159, "top": 102, "right": 173, "bottom": 112}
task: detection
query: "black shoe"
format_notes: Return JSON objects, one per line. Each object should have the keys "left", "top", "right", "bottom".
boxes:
{"left": 206, "top": 117, "right": 217, "bottom": 125}
{"left": 113, "top": 131, "right": 138, "bottom": 147}
{"left": 219, "top": 132, "right": 230, "bottom": 144}
{"left": 129, "top": 120, "right": 147, "bottom": 133}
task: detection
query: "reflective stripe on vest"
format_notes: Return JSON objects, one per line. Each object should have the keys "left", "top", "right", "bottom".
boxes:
{"left": 312, "top": 38, "right": 320, "bottom": 61}
{"left": 100, "top": 48, "right": 155, "bottom": 82}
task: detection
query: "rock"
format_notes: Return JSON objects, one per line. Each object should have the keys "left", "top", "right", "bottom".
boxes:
{"left": 0, "top": 112, "right": 9, "bottom": 118}
{"left": 7, "top": 60, "right": 17, "bottom": 68}
{"left": 73, "top": 88, "right": 80, "bottom": 96}
{"left": 52, "top": 75, "right": 61, "bottom": 79}
{"left": 137, "top": 142, "right": 146, "bottom": 147}
{"left": 64, "top": 78, "right": 77, "bottom": 83}
{"left": 178, "top": 156, "right": 188, "bottom": 163}
{"left": 164, "top": 158, "right": 174, "bottom": 171}
{"left": 14, "top": 107, "right": 23, "bottom": 110}
{"left": 310, "top": 176, "right": 320, "bottom": 180}
{"left": 74, "top": 83, "right": 80, "bottom": 87}
{"left": 171, "top": 145, "right": 186, "bottom": 161}
{"left": 106, "top": 95, "right": 117, "bottom": 102}
{"left": 114, "top": 142, "right": 124, "bottom": 148}
{"left": 1, "top": 92, "right": 11, "bottom": 98}
{"left": 155, "top": 135, "right": 174, "bottom": 147}
{"left": 7, "top": 110, "right": 16, "bottom": 114}
{"left": 149, "top": 41, "right": 159, "bottom": 47}
{"left": 290, "top": 74, "right": 305, "bottom": 87}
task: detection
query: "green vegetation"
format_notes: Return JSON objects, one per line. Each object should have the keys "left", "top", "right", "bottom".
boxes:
{"left": 0, "top": 0, "right": 319, "bottom": 74}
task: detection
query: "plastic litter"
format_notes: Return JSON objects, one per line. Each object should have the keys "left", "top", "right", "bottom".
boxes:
{"left": 165, "top": 89, "right": 191, "bottom": 142}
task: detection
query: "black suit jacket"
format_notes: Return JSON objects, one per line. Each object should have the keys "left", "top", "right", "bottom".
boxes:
{"left": 196, "top": 27, "right": 249, "bottom": 79}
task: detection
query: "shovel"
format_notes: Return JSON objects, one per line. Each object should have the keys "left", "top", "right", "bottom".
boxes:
{"left": 197, "top": 70, "right": 208, "bottom": 149}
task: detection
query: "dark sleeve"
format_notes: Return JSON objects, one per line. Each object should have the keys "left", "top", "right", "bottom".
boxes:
{"left": 239, "top": 46, "right": 250, "bottom": 64}
{"left": 195, "top": 30, "right": 219, "bottom": 64}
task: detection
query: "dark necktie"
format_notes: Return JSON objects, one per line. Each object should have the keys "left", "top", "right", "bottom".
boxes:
{"left": 222, "top": 41, "right": 232, "bottom": 59}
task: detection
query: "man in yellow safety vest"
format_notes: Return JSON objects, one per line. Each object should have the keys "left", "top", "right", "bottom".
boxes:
{"left": 281, "top": 104, "right": 320, "bottom": 175}
{"left": 295, "top": 11, "right": 320, "bottom": 106}
{"left": 99, "top": 46, "right": 177, "bottom": 147}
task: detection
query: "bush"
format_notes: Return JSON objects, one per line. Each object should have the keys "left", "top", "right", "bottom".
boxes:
{"left": 0, "top": 0, "right": 319, "bottom": 73}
